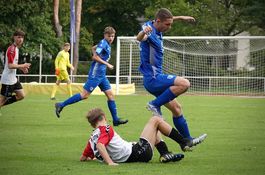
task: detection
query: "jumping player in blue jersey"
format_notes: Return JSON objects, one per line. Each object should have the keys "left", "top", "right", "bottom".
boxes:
{"left": 55, "top": 26, "right": 128, "bottom": 126}
{"left": 136, "top": 8, "right": 207, "bottom": 141}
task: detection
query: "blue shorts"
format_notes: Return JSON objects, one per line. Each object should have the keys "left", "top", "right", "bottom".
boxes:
{"left": 83, "top": 76, "right": 111, "bottom": 93}
{"left": 143, "top": 74, "right": 176, "bottom": 97}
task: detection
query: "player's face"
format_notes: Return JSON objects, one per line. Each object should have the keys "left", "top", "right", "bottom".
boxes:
{"left": 157, "top": 18, "right": 173, "bottom": 32}
{"left": 64, "top": 45, "right": 70, "bottom": 52}
{"left": 14, "top": 35, "right": 24, "bottom": 48}
{"left": 104, "top": 33, "right": 115, "bottom": 44}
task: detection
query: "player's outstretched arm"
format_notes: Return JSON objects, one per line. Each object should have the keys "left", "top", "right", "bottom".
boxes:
{"left": 173, "top": 16, "right": 195, "bottom": 22}
{"left": 96, "top": 143, "right": 118, "bottom": 166}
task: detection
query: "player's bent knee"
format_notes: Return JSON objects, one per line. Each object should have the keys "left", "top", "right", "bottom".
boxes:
{"left": 181, "top": 78, "right": 190, "bottom": 89}
{"left": 107, "top": 95, "right": 114, "bottom": 101}
{"left": 175, "top": 77, "right": 190, "bottom": 90}
{"left": 80, "top": 92, "right": 90, "bottom": 99}
{"left": 17, "top": 95, "right": 25, "bottom": 101}
{"left": 81, "top": 94, "right": 89, "bottom": 99}
{"left": 150, "top": 116, "right": 163, "bottom": 124}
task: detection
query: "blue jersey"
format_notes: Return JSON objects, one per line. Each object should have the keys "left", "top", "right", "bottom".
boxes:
{"left": 89, "top": 39, "right": 111, "bottom": 77}
{"left": 139, "top": 21, "right": 164, "bottom": 77}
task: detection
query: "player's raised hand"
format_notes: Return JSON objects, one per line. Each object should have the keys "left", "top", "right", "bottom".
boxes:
{"left": 182, "top": 16, "right": 195, "bottom": 22}
{"left": 143, "top": 25, "right": 152, "bottom": 35}
{"left": 173, "top": 16, "right": 196, "bottom": 23}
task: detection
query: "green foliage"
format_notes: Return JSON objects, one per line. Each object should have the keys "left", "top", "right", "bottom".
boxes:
{"left": 0, "top": 0, "right": 264, "bottom": 75}
{"left": 82, "top": 0, "right": 153, "bottom": 43}
{"left": 79, "top": 27, "right": 94, "bottom": 61}
{"left": 0, "top": 0, "right": 63, "bottom": 75}
{"left": 145, "top": 0, "right": 265, "bottom": 36}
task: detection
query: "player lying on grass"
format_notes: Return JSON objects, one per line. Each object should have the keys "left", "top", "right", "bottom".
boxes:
{"left": 80, "top": 108, "right": 207, "bottom": 165}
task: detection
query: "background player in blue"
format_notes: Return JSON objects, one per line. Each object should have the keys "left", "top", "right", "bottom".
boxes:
{"left": 55, "top": 26, "right": 128, "bottom": 126}
{"left": 136, "top": 8, "right": 207, "bottom": 141}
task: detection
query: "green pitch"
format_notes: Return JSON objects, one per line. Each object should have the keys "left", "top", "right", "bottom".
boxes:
{"left": 0, "top": 94, "right": 265, "bottom": 175}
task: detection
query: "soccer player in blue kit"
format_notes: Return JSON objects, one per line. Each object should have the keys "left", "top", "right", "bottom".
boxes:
{"left": 55, "top": 26, "right": 128, "bottom": 126}
{"left": 136, "top": 8, "right": 207, "bottom": 142}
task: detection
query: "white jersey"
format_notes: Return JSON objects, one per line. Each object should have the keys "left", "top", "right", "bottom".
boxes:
{"left": 1, "top": 44, "right": 19, "bottom": 85}
{"left": 82, "top": 125, "right": 132, "bottom": 163}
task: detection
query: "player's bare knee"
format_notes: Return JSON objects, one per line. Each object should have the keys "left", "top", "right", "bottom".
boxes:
{"left": 82, "top": 95, "right": 88, "bottom": 99}
{"left": 80, "top": 92, "right": 89, "bottom": 99}
{"left": 150, "top": 116, "right": 163, "bottom": 125}
{"left": 180, "top": 78, "right": 190, "bottom": 90}
{"left": 17, "top": 95, "right": 25, "bottom": 101}
{"left": 107, "top": 94, "right": 114, "bottom": 100}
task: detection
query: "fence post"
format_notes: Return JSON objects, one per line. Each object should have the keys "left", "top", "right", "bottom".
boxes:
{"left": 129, "top": 43, "right": 132, "bottom": 84}
{"left": 39, "top": 43, "right": 42, "bottom": 83}
{"left": 116, "top": 37, "right": 121, "bottom": 95}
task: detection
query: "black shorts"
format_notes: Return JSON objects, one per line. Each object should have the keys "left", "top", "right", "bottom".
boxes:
{"left": 126, "top": 138, "right": 153, "bottom": 163}
{"left": 1, "top": 81, "right": 23, "bottom": 97}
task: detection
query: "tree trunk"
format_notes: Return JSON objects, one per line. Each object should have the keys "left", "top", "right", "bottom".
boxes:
{"left": 73, "top": 0, "right": 82, "bottom": 74}
{"left": 53, "top": 0, "right": 62, "bottom": 37}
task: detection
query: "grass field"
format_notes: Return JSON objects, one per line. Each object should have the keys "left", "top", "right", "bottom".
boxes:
{"left": 0, "top": 94, "right": 265, "bottom": 175}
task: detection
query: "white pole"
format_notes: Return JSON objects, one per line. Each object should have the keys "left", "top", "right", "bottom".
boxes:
{"left": 116, "top": 37, "right": 121, "bottom": 95}
{"left": 70, "top": 0, "right": 75, "bottom": 82}
{"left": 39, "top": 43, "right": 42, "bottom": 83}
{"left": 129, "top": 43, "right": 132, "bottom": 84}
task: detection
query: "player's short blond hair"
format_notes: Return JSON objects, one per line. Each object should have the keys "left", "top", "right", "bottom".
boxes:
{"left": 86, "top": 108, "right": 105, "bottom": 127}
{"left": 104, "top": 26, "right": 116, "bottom": 34}
{"left": 64, "top": 43, "right": 70, "bottom": 47}
{"left": 155, "top": 8, "right": 173, "bottom": 21}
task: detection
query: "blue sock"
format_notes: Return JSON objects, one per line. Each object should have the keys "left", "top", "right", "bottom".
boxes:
{"left": 61, "top": 93, "right": 82, "bottom": 108}
{"left": 107, "top": 100, "right": 119, "bottom": 122}
{"left": 173, "top": 115, "right": 192, "bottom": 140}
{"left": 151, "top": 88, "right": 176, "bottom": 107}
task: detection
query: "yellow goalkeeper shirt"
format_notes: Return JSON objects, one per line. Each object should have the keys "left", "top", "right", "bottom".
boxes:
{"left": 55, "top": 50, "right": 72, "bottom": 71}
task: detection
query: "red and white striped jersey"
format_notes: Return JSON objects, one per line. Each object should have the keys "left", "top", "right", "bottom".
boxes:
{"left": 82, "top": 125, "right": 132, "bottom": 163}
{"left": 1, "top": 44, "right": 19, "bottom": 85}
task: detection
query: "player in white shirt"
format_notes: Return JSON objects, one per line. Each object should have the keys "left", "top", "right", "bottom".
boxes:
{"left": 0, "top": 30, "right": 31, "bottom": 107}
{"left": 80, "top": 108, "right": 207, "bottom": 165}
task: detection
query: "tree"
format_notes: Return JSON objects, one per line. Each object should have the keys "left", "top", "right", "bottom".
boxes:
{"left": 73, "top": 0, "right": 82, "bottom": 75}
{"left": 82, "top": 0, "right": 153, "bottom": 43}
{"left": 81, "top": 0, "right": 154, "bottom": 75}
{"left": 0, "top": 0, "right": 63, "bottom": 75}
{"left": 53, "top": 0, "right": 63, "bottom": 37}
{"left": 52, "top": 0, "right": 93, "bottom": 75}
{"left": 144, "top": 0, "right": 265, "bottom": 36}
